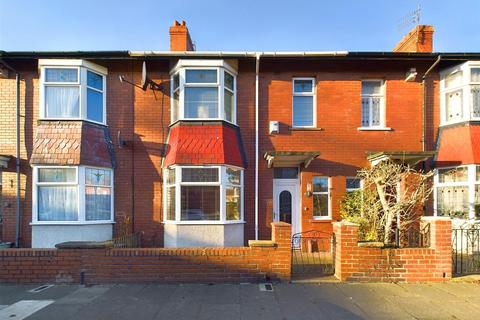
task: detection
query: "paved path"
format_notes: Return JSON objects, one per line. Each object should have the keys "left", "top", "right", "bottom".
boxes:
{"left": 0, "top": 282, "right": 479, "bottom": 319}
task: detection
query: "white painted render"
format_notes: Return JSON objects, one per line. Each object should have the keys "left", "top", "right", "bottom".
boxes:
{"left": 31, "top": 224, "right": 113, "bottom": 248}
{"left": 164, "top": 223, "right": 244, "bottom": 248}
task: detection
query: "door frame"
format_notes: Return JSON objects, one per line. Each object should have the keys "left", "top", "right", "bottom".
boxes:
{"left": 273, "top": 178, "right": 301, "bottom": 236}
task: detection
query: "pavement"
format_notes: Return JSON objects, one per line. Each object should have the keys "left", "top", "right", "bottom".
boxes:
{"left": 0, "top": 281, "right": 479, "bottom": 320}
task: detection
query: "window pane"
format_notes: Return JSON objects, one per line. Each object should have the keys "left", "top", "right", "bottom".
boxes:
{"left": 226, "top": 168, "right": 241, "bottom": 184}
{"left": 85, "top": 168, "right": 111, "bottom": 186}
{"left": 85, "top": 186, "right": 111, "bottom": 220}
{"left": 273, "top": 168, "right": 298, "bottom": 179}
{"left": 87, "top": 71, "right": 103, "bottom": 90}
{"left": 224, "top": 89, "right": 234, "bottom": 122}
{"left": 225, "top": 72, "right": 234, "bottom": 90}
{"left": 181, "top": 186, "right": 220, "bottom": 220}
{"left": 361, "top": 97, "right": 370, "bottom": 127}
{"left": 166, "top": 168, "right": 176, "bottom": 185}
{"left": 185, "top": 70, "right": 217, "bottom": 83}
{"left": 437, "top": 186, "right": 468, "bottom": 217}
{"left": 182, "top": 168, "right": 219, "bottom": 182}
{"left": 446, "top": 90, "right": 463, "bottom": 121}
{"left": 172, "top": 90, "right": 179, "bottom": 122}
{"left": 38, "top": 168, "right": 76, "bottom": 183}
{"left": 294, "top": 80, "right": 313, "bottom": 93}
{"left": 173, "top": 73, "right": 180, "bottom": 90}
{"left": 226, "top": 186, "right": 241, "bottom": 220}
{"left": 87, "top": 88, "right": 103, "bottom": 123}
{"left": 362, "top": 81, "right": 382, "bottom": 95}
{"left": 184, "top": 87, "right": 218, "bottom": 118}
{"left": 471, "top": 86, "right": 480, "bottom": 117}
{"left": 371, "top": 97, "right": 381, "bottom": 126}
{"left": 292, "top": 96, "right": 313, "bottom": 127}
{"left": 279, "top": 190, "right": 292, "bottom": 224}
{"left": 472, "top": 68, "right": 480, "bottom": 82}
{"left": 346, "top": 178, "right": 361, "bottom": 190}
{"left": 45, "top": 86, "right": 80, "bottom": 118}
{"left": 38, "top": 186, "right": 78, "bottom": 221}
{"left": 313, "top": 193, "right": 328, "bottom": 217}
{"left": 45, "top": 68, "right": 77, "bottom": 82}
{"left": 445, "top": 71, "right": 463, "bottom": 88}
{"left": 438, "top": 167, "right": 468, "bottom": 183}
{"left": 166, "top": 186, "right": 176, "bottom": 220}
{"left": 313, "top": 176, "right": 328, "bottom": 192}
{"left": 477, "top": 166, "right": 480, "bottom": 181}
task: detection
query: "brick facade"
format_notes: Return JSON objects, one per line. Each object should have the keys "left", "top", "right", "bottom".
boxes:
{"left": 333, "top": 217, "right": 452, "bottom": 282}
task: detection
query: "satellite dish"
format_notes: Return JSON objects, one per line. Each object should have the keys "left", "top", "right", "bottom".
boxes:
{"left": 141, "top": 61, "right": 162, "bottom": 91}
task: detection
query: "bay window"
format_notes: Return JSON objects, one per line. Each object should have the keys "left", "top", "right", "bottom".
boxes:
{"left": 164, "top": 166, "right": 243, "bottom": 223}
{"left": 39, "top": 60, "right": 107, "bottom": 124}
{"left": 33, "top": 166, "right": 113, "bottom": 223}
{"left": 441, "top": 61, "right": 480, "bottom": 125}
{"left": 170, "top": 60, "right": 237, "bottom": 124}
{"left": 435, "top": 165, "right": 480, "bottom": 219}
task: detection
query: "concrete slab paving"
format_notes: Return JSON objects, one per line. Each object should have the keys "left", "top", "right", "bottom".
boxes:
{"left": 0, "top": 282, "right": 478, "bottom": 319}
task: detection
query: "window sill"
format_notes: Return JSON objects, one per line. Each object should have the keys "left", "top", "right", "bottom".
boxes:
{"left": 163, "top": 220, "right": 245, "bottom": 225}
{"left": 357, "top": 127, "right": 392, "bottom": 131}
{"left": 289, "top": 127, "right": 325, "bottom": 131}
{"left": 30, "top": 221, "right": 115, "bottom": 226}
{"left": 38, "top": 118, "right": 107, "bottom": 127}
{"left": 310, "top": 218, "right": 333, "bottom": 222}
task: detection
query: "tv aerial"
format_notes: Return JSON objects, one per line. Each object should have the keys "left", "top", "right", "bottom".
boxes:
{"left": 119, "top": 61, "right": 163, "bottom": 91}
{"left": 398, "top": 4, "right": 421, "bottom": 32}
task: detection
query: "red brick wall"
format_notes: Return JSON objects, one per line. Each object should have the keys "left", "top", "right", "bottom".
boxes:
{"left": 0, "top": 222, "right": 291, "bottom": 284}
{"left": 333, "top": 217, "right": 452, "bottom": 282}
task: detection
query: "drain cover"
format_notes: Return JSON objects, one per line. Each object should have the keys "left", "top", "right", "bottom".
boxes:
{"left": 259, "top": 283, "right": 274, "bottom": 292}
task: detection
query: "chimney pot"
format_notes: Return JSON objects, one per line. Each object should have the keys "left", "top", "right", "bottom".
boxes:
{"left": 169, "top": 20, "right": 194, "bottom": 51}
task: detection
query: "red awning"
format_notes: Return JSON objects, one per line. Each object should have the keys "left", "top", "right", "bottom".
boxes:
{"left": 436, "top": 123, "right": 480, "bottom": 167}
{"left": 163, "top": 123, "right": 246, "bottom": 168}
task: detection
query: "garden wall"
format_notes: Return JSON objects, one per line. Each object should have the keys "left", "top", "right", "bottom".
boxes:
{"left": 0, "top": 222, "right": 291, "bottom": 284}
{"left": 333, "top": 217, "right": 452, "bottom": 282}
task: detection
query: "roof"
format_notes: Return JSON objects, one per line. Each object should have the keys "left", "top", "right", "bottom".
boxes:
{"left": 435, "top": 123, "right": 480, "bottom": 167}
{"left": 367, "top": 151, "right": 436, "bottom": 166}
{"left": 263, "top": 151, "right": 319, "bottom": 168}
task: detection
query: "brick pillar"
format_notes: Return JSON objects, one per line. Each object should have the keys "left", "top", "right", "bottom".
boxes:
{"left": 271, "top": 222, "right": 291, "bottom": 281}
{"left": 422, "top": 216, "right": 452, "bottom": 279}
{"left": 333, "top": 221, "right": 359, "bottom": 281}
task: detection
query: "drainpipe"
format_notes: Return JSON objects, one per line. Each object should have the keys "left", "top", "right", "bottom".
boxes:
{"left": 255, "top": 53, "right": 261, "bottom": 240}
{"left": 421, "top": 55, "right": 441, "bottom": 152}
{"left": 15, "top": 72, "right": 21, "bottom": 247}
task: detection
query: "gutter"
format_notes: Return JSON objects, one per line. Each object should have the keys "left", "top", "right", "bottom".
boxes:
{"left": 255, "top": 53, "right": 261, "bottom": 240}
{"left": 421, "top": 55, "right": 442, "bottom": 152}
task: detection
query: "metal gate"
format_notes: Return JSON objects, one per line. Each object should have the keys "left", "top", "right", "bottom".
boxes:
{"left": 452, "top": 225, "right": 480, "bottom": 275}
{"left": 291, "top": 230, "right": 335, "bottom": 278}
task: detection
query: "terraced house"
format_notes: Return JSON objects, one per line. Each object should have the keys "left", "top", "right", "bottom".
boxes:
{"left": 0, "top": 21, "right": 478, "bottom": 248}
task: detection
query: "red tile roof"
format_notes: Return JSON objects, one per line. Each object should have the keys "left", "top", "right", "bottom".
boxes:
{"left": 30, "top": 121, "right": 114, "bottom": 167}
{"left": 163, "top": 123, "right": 246, "bottom": 168}
{"left": 436, "top": 123, "right": 480, "bottom": 167}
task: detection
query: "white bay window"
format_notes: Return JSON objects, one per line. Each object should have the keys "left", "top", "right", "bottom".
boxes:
{"left": 33, "top": 166, "right": 113, "bottom": 223}
{"left": 164, "top": 166, "right": 243, "bottom": 223}
{"left": 39, "top": 60, "right": 107, "bottom": 125}
{"left": 170, "top": 60, "right": 237, "bottom": 124}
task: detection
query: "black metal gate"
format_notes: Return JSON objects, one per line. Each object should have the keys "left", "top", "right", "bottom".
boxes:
{"left": 452, "top": 225, "right": 480, "bottom": 275}
{"left": 291, "top": 230, "right": 335, "bottom": 278}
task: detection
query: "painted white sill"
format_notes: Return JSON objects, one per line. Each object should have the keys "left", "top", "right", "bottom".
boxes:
{"left": 39, "top": 117, "right": 107, "bottom": 127}
{"left": 311, "top": 217, "right": 332, "bottom": 222}
{"left": 163, "top": 220, "right": 245, "bottom": 225}
{"left": 357, "top": 127, "right": 392, "bottom": 131}
{"left": 30, "top": 221, "right": 115, "bottom": 226}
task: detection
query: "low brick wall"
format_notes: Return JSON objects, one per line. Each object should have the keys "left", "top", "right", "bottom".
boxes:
{"left": 333, "top": 217, "right": 452, "bottom": 282}
{"left": 0, "top": 222, "right": 291, "bottom": 284}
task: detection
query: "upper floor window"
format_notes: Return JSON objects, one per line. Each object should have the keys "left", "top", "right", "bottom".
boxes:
{"left": 361, "top": 80, "right": 385, "bottom": 128}
{"left": 292, "top": 78, "right": 315, "bottom": 127}
{"left": 170, "top": 60, "right": 237, "bottom": 124}
{"left": 39, "top": 60, "right": 107, "bottom": 125}
{"left": 441, "top": 61, "right": 480, "bottom": 125}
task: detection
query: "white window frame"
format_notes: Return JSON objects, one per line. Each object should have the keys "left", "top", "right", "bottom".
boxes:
{"left": 359, "top": 79, "right": 387, "bottom": 130}
{"left": 39, "top": 59, "right": 108, "bottom": 125}
{"left": 163, "top": 165, "right": 244, "bottom": 224}
{"left": 312, "top": 176, "right": 331, "bottom": 220}
{"left": 32, "top": 165, "right": 114, "bottom": 225}
{"left": 440, "top": 61, "right": 480, "bottom": 126}
{"left": 346, "top": 177, "right": 363, "bottom": 193}
{"left": 170, "top": 60, "right": 237, "bottom": 125}
{"left": 292, "top": 77, "right": 316, "bottom": 128}
{"left": 433, "top": 164, "right": 478, "bottom": 220}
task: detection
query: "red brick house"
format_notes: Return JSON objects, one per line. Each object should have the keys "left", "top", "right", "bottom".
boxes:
{"left": 0, "top": 22, "right": 478, "bottom": 248}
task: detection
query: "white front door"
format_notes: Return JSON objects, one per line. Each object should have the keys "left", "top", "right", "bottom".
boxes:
{"left": 273, "top": 179, "right": 300, "bottom": 236}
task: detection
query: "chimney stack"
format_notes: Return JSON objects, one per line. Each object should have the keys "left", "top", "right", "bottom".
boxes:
{"left": 169, "top": 20, "right": 194, "bottom": 51}
{"left": 393, "top": 25, "right": 434, "bottom": 53}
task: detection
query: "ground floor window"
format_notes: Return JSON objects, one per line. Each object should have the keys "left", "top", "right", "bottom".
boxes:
{"left": 435, "top": 164, "right": 480, "bottom": 219}
{"left": 313, "top": 176, "right": 330, "bottom": 219}
{"left": 33, "top": 166, "right": 113, "bottom": 223}
{"left": 164, "top": 165, "right": 243, "bottom": 223}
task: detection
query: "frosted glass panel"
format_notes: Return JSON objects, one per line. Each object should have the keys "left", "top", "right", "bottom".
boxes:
{"left": 38, "top": 168, "right": 76, "bottom": 183}
{"left": 45, "top": 68, "right": 78, "bottom": 82}
{"left": 185, "top": 70, "right": 217, "bottom": 83}
{"left": 362, "top": 81, "right": 382, "bottom": 95}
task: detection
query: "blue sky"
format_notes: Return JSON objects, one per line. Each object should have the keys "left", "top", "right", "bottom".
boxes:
{"left": 0, "top": 0, "right": 479, "bottom": 52}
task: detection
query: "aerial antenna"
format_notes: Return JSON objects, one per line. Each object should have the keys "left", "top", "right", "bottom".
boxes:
{"left": 397, "top": 4, "right": 421, "bottom": 32}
